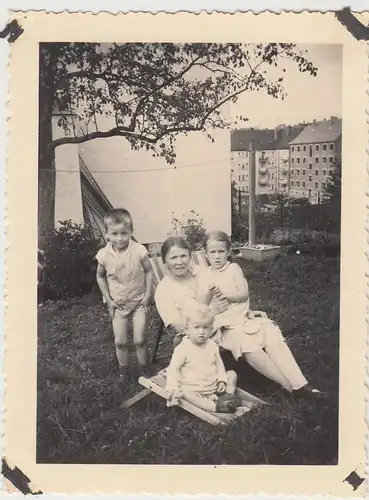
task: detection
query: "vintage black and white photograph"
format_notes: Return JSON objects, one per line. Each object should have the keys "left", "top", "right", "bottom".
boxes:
{"left": 35, "top": 39, "right": 343, "bottom": 467}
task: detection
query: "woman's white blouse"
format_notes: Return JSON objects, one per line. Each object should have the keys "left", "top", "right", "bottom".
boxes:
{"left": 154, "top": 269, "right": 199, "bottom": 327}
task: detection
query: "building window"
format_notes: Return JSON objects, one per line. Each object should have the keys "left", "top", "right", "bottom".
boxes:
{"left": 315, "top": 157, "right": 319, "bottom": 163}
{"left": 302, "top": 181, "right": 306, "bottom": 187}
{"left": 309, "top": 189, "right": 311, "bottom": 197}
{"left": 303, "top": 145, "right": 307, "bottom": 152}
{"left": 329, "top": 157, "right": 334, "bottom": 163}
{"left": 323, "top": 169, "right": 326, "bottom": 175}
{"left": 291, "top": 157, "right": 295, "bottom": 164}
{"left": 316, "top": 144, "right": 320, "bottom": 151}
{"left": 291, "top": 169, "right": 294, "bottom": 175}
{"left": 291, "top": 181, "right": 294, "bottom": 186}
{"left": 322, "top": 157, "right": 327, "bottom": 163}
{"left": 309, "top": 163, "right": 312, "bottom": 170}
{"left": 315, "top": 182, "right": 318, "bottom": 188}
{"left": 297, "top": 146, "right": 300, "bottom": 152}
{"left": 297, "top": 169, "right": 300, "bottom": 176}
{"left": 302, "top": 157, "right": 306, "bottom": 163}
{"left": 329, "top": 169, "right": 333, "bottom": 175}
{"left": 309, "top": 145, "right": 313, "bottom": 157}
{"left": 309, "top": 176, "right": 312, "bottom": 181}
{"left": 297, "top": 157, "right": 300, "bottom": 164}
{"left": 315, "top": 169, "right": 319, "bottom": 176}
{"left": 329, "top": 143, "right": 334, "bottom": 150}
{"left": 238, "top": 175, "right": 240, "bottom": 181}
{"left": 323, "top": 144, "right": 327, "bottom": 151}
{"left": 296, "top": 181, "right": 300, "bottom": 187}
{"left": 292, "top": 146, "right": 295, "bottom": 152}
{"left": 322, "top": 182, "right": 326, "bottom": 188}
{"left": 302, "top": 169, "right": 306, "bottom": 175}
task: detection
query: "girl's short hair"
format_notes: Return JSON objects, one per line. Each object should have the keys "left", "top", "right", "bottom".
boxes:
{"left": 204, "top": 230, "right": 231, "bottom": 250}
{"left": 161, "top": 237, "right": 191, "bottom": 263}
{"left": 104, "top": 208, "right": 133, "bottom": 231}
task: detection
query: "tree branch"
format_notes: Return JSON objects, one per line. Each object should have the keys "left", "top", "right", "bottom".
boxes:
{"left": 52, "top": 127, "right": 157, "bottom": 148}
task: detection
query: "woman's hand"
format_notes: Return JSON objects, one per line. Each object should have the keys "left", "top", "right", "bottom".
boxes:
{"left": 173, "top": 334, "right": 184, "bottom": 348}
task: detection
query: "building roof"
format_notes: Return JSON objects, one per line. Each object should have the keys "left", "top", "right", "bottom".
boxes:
{"left": 230, "top": 128, "right": 277, "bottom": 152}
{"left": 288, "top": 118, "right": 342, "bottom": 145}
{"left": 275, "top": 125, "right": 305, "bottom": 149}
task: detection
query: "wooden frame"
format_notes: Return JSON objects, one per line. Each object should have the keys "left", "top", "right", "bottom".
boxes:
{"left": 137, "top": 369, "right": 265, "bottom": 425}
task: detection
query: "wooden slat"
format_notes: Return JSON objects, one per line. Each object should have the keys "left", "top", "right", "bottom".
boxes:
{"left": 139, "top": 376, "right": 223, "bottom": 425}
{"left": 121, "top": 388, "right": 151, "bottom": 409}
{"left": 138, "top": 369, "right": 264, "bottom": 425}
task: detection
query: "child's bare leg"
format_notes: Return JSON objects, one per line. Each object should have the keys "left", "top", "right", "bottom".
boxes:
{"left": 225, "top": 370, "right": 237, "bottom": 394}
{"left": 132, "top": 306, "right": 148, "bottom": 367}
{"left": 182, "top": 392, "right": 216, "bottom": 412}
{"left": 112, "top": 314, "right": 129, "bottom": 368}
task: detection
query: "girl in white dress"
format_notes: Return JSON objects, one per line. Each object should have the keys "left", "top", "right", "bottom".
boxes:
{"left": 195, "top": 231, "right": 321, "bottom": 397}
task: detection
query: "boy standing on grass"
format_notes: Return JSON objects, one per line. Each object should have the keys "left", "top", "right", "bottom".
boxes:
{"left": 96, "top": 208, "right": 153, "bottom": 378}
{"left": 165, "top": 304, "right": 242, "bottom": 414}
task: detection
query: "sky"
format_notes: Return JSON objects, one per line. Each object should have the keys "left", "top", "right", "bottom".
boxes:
{"left": 230, "top": 43, "right": 342, "bottom": 128}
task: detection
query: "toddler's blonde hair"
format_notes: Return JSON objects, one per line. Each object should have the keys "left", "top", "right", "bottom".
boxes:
{"left": 184, "top": 302, "right": 214, "bottom": 327}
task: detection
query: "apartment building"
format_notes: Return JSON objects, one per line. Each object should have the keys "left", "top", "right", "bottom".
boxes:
{"left": 288, "top": 117, "right": 342, "bottom": 202}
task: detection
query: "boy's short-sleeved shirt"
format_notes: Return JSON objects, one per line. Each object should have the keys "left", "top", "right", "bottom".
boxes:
{"left": 96, "top": 239, "right": 148, "bottom": 305}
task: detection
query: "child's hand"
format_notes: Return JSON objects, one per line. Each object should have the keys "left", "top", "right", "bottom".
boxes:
{"left": 107, "top": 299, "right": 121, "bottom": 319}
{"left": 140, "top": 295, "right": 151, "bottom": 314}
{"left": 211, "top": 294, "right": 229, "bottom": 315}
{"left": 166, "top": 388, "right": 180, "bottom": 407}
{"left": 217, "top": 381, "right": 227, "bottom": 393}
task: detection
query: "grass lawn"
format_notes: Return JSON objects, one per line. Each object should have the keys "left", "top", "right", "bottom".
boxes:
{"left": 37, "top": 253, "right": 339, "bottom": 465}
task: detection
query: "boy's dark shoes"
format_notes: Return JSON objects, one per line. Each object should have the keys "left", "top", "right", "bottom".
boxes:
{"left": 138, "top": 364, "right": 153, "bottom": 378}
{"left": 118, "top": 365, "right": 130, "bottom": 379}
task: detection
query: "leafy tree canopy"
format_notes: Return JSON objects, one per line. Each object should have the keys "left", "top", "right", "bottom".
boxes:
{"left": 43, "top": 42, "right": 317, "bottom": 164}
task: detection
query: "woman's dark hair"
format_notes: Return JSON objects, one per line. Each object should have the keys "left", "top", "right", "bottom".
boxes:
{"left": 161, "top": 237, "right": 191, "bottom": 263}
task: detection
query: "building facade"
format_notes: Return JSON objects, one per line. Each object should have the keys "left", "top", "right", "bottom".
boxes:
{"left": 288, "top": 117, "right": 342, "bottom": 202}
{"left": 230, "top": 124, "right": 305, "bottom": 197}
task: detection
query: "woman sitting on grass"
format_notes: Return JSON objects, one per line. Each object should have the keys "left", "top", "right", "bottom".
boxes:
{"left": 165, "top": 303, "right": 242, "bottom": 414}
{"left": 155, "top": 236, "right": 321, "bottom": 398}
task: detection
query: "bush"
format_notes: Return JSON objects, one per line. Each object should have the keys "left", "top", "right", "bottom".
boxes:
{"left": 40, "top": 220, "right": 103, "bottom": 300}
{"left": 169, "top": 211, "right": 207, "bottom": 250}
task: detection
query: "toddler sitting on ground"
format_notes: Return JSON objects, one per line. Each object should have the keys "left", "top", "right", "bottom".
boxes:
{"left": 165, "top": 304, "right": 242, "bottom": 414}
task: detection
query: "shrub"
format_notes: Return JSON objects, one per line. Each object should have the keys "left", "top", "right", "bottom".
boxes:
{"left": 169, "top": 210, "right": 207, "bottom": 250}
{"left": 40, "top": 220, "right": 103, "bottom": 300}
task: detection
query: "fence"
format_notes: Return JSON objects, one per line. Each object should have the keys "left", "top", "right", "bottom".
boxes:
{"left": 233, "top": 197, "right": 341, "bottom": 244}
